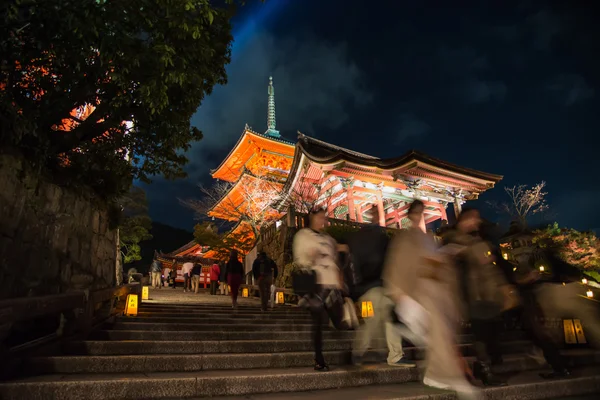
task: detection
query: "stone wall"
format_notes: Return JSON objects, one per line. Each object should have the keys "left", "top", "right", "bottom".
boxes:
{"left": 258, "top": 222, "right": 296, "bottom": 288}
{"left": 0, "top": 154, "right": 117, "bottom": 300}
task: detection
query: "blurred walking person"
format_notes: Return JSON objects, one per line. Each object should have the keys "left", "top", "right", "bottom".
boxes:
{"left": 150, "top": 258, "right": 163, "bottom": 289}
{"left": 349, "top": 207, "right": 415, "bottom": 367}
{"left": 182, "top": 259, "right": 194, "bottom": 293}
{"left": 191, "top": 262, "right": 201, "bottom": 294}
{"left": 210, "top": 262, "right": 221, "bottom": 295}
{"left": 226, "top": 250, "right": 244, "bottom": 308}
{"left": 293, "top": 208, "right": 346, "bottom": 372}
{"left": 253, "top": 251, "right": 279, "bottom": 311}
{"left": 443, "top": 208, "right": 509, "bottom": 386}
{"left": 219, "top": 261, "right": 229, "bottom": 296}
{"left": 384, "top": 200, "right": 478, "bottom": 399}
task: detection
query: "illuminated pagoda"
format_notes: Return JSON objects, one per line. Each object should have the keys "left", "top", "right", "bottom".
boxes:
{"left": 193, "top": 77, "right": 502, "bottom": 265}
{"left": 206, "top": 76, "right": 296, "bottom": 242}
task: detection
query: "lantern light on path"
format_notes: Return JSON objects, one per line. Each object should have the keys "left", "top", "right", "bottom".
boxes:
{"left": 582, "top": 278, "right": 588, "bottom": 285}
{"left": 587, "top": 290, "right": 594, "bottom": 298}
{"left": 142, "top": 286, "right": 149, "bottom": 301}
{"left": 242, "top": 287, "right": 249, "bottom": 298}
{"left": 361, "top": 301, "right": 374, "bottom": 318}
{"left": 124, "top": 294, "right": 138, "bottom": 317}
{"left": 539, "top": 266, "right": 545, "bottom": 272}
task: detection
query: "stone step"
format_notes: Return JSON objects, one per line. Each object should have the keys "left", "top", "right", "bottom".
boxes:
{"left": 109, "top": 321, "right": 319, "bottom": 331}
{"left": 2, "top": 365, "right": 599, "bottom": 399}
{"left": 90, "top": 329, "right": 359, "bottom": 341}
{"left": 23, "top": 348, "right": 599, "bottom": 375}
{"left": 140, "top": 305, "right": 302, "bottom": 313}
{"left": 136, "top": 312, "right": 313, "bottom": 320}
{"left": 63, "top": 338, "right": 532, "bottom": 356}
{"left": 118, "top": 316, "right": 314, "bottom": 324}
{"left": 211, "top": 368, "right": 600, "bottom": 400}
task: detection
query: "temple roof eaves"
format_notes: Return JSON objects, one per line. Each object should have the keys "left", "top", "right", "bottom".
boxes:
{"left": 294, "top": 136, "right": 502, "bottom": 184}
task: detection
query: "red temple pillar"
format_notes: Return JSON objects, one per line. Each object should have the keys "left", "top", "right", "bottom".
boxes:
{"left": 376, "top": 193, "right": 385, "bottom": 227}
{"left": 453, "top": 197, "right": 462, "bottom": 219}
{"left": 346, "top": 188, "right": 355, "bottom": 221}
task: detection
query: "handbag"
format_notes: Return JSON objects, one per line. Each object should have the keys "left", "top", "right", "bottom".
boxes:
{"left": 292, "top": 268, "right": 317, "bottom": 295}
{"left": 342, "top": 297, "right": 359, "bottom": 329}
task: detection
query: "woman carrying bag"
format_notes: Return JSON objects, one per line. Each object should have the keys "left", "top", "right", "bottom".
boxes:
{"left": 292, "top": 208, "right": 356, "bottom": 372}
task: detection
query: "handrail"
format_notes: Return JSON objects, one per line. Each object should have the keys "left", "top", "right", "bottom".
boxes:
{"left": 0, "top": 283, "right": 141, "bottom": 353}
{"left": 0, "top": 292, "right": 85, "bottom": 324}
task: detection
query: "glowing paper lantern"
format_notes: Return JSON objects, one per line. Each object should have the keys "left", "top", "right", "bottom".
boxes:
{"left": 142, "top": 286, "right": 149, "bottom": 301}
{"left": 124, "top": 294, "right": 138, "bottom": 317}
{"left": 242, "top": 287, "right": 249, "bottom": 298}
{"left": 582, "top": 278, "right": 588, "bottom": 285}
{"left": 276, "top": 291, "right": 284, "bottom": 304}
{"left": 361, "top": 301, "right": 374, "bottom": 318}
{"left": 563, "top": 319, "right": 577, "bottom": 344}
{"left": 587, "top": 290, "right": 594, "bottom": 298}
{"left": 539, "top": 266, "right": 545, "bottom": 272}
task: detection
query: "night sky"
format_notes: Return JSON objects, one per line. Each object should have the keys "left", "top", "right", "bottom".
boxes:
{"left": 141, "top": 0, "right": 599, "bottom": 234}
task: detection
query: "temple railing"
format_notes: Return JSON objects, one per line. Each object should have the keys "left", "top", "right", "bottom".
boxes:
{"left": 0, "top": 283, "right": 141, "bottom": 355}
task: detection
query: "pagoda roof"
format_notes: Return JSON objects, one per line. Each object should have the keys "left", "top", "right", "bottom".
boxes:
{"left": 211, "top": 126, "right": 295, "bottom": 182}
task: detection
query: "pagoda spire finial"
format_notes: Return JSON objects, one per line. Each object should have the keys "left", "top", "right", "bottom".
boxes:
{"left": 265, "top": 76, "right": 280, "bottom": 137}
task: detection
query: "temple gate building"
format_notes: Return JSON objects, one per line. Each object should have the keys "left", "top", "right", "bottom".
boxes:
{"left": 173, "top": 76, "right": 502, "bottom": 279}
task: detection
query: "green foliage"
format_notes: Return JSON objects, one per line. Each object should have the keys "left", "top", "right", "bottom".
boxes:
{"left": 533, "top": 222, "right": 600, "bottom": 271}
{"left": 1, "top": 0, "right": 242, "bottom": 199}
{"left": 119, "top": 186, "right": 153, "bottom": 264}
{"left": 193, "top": 222, "right": 254, "bottom": 261}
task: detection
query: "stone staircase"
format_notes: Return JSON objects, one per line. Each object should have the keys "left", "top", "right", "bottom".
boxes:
{"left": 1, "top": 298, "right": 600, "bottom": 399}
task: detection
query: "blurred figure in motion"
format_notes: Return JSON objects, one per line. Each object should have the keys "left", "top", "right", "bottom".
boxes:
{"left": 349, "top": 206, "right": 415, "bottom": 367}
{"left": 253, "top": 251, "right": 279, "bottom": 312}
{"left": 443, "top": 208, "right": 509, "bottom": 386}
{"left": 535, "top": 247, "right": 600, "bottom": 347}
{"left": 219, "top": 261, "right": 229, "bottom": 296}
{"left": 226, "top": 250, "right": 244, "bottom": 308}
{"left": 191, "top": 262, "right": 201, "bottom": 294}
{"left": 293, "top": 208, "right": 346, "bottom": 372}
{"left": 384, "top": 200, "right": 478, "bottom": 399}
{"left": 210, "top": 262, "right": 221, "bottom": 295}
{"left": 511, "top": 249, "right": 571, "bottom": 379}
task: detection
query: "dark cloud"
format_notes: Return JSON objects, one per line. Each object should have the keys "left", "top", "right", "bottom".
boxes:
{"left": 547, "top": 74, "right": 595, "bottom": 106}
{"left": 463, "top": 79, "right": 507, "bottom": 104}
{"left": 528, "top": 9, "right": 563, "bottom": 51}
{"left": 395, "top": 113, "right": 431, "bottom": 144}
{"left": 186, "top": 30, "right": 371, "bottom": 182}
{"left": 438, "top": 46, "right": 489, "bottom": 75}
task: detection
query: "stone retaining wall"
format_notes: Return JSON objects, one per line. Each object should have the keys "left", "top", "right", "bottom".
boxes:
{"left": 0, "top": 154, "right": 117, "bottom": 299}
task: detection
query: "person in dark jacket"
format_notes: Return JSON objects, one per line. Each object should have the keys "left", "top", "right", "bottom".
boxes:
{"left": 349, "top": 207, "right": 414, "bottom": 367}
{"left": 444, "top": 208, "right": 508, "bottom": 386}
{"left": 191, "top": 263, "right": 202, "bottom": 294}
{"left": 253, "top": 251, "right": 279, "bottom": 311}
{"left": 226, "top": 250, "right": 244, "bottom": 308}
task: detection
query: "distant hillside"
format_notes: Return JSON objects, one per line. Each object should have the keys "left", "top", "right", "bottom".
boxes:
{"left": 128, "top": 222, "right": 194, "bottom": 274}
